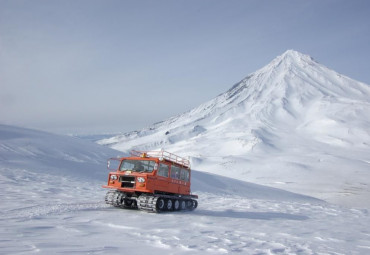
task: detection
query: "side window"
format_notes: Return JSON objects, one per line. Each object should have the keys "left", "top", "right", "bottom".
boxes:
{"left": 158, "top": 164, "right": 169, "bottom": 177}
{"left": 180, "top": 168, "right": 190, "bottom": 182}
{"left": 170, "top": 165, "right": 181, "bottom": 180}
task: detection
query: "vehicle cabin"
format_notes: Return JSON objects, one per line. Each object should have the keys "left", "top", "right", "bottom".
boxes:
{"left": 105, "top": 150, "right": 192, "bottom": 196}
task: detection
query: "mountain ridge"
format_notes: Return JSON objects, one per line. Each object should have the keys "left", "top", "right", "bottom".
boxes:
{"left": 99, "top": 50, "right": 370, "bottom": 152}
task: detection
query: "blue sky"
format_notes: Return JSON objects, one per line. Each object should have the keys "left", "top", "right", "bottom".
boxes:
{"left": 1, "top": 0, "right": 369, "bottom": 134}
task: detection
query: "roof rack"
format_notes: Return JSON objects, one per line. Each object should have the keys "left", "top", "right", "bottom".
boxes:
{"left": 130, "top": 150, "right": 190, "bottom": 168}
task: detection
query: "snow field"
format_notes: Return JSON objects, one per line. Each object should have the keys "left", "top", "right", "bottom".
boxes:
{"left": 1, "top": 166, "right": 370, "bottom": 255}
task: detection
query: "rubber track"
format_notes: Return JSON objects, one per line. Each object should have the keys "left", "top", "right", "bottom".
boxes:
{"left": 137, "top": 195, "right": 159, "bottom": 213}
{"left": 105, "top": 190, "right": 197, "bottom": 213}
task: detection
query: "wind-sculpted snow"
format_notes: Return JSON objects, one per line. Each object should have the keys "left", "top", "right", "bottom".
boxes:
{"left": 1, "top": 124, "right": 370, "bottom": 254}
{"left": 192, "top": 170, "right": 321, "bottom": 203}
{"left": 0, "top": 124, "right": 120, "bottom": 180}
{"left": 98, "top": 50, "right": 370, "bottom": 208}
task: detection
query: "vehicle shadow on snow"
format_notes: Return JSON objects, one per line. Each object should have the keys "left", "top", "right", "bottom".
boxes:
{"left": 190, "top": 209, "right": 309, "bottom": 221}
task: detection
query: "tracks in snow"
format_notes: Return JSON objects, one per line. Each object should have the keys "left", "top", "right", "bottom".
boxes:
{"left": 0, "top": 201, "right": 110, "bottom": 221}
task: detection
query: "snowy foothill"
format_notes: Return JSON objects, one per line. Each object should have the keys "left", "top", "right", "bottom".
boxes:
{"left": 1, "top": 125, "right": 370, "bottom": 254}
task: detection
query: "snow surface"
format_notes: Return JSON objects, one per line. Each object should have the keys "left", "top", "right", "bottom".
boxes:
{"left": 1, "top": 124, "right": 370, "bottom": 254}
{"left": 98, "top": 50, "right": 370, "bottom": 208}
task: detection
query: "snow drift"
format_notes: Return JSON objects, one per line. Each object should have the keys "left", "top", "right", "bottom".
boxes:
{"left": 0, "top": 124, "right": 317, "bottom": 203}
{"left": 98, "top": 50, "right": 370, "bottom": 208}
{"left": 0, "top": 124, "right": 120, "bottom": 180}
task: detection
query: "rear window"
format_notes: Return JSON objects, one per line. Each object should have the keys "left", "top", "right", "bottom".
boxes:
{"left": 180, "top": 168, "right": 190, "bottom": 182}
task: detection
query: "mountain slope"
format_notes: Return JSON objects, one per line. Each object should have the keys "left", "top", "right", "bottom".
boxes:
{"left": 0, "top": 124, "right": 318, "bottom": 202}
{"left": 98, "top": 50, "right": 370, "bottom": 208}
{"left": 0, "top": 124, "right": 121, "bottom": 180}
{"left": 1, "top": 124, "right": 370, "bottom": 255}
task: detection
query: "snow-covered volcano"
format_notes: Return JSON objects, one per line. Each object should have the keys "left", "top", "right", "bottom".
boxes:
{"left": 99, "top": 50, "right": 370, "bottom": 207}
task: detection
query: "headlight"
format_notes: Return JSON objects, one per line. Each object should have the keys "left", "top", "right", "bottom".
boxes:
{"left": 137, "top": 177, "right": 145, "bottom": 183}
{"left": 110, "top": 175, "right": 118, "bottom": 180}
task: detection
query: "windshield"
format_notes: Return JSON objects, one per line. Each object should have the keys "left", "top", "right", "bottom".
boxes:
{"left": 120, "top": 160, "right": 156, "bottom": 173}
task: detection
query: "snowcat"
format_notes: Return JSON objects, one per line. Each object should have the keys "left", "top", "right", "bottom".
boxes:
{"left": 103, "top": 150, "right": 198, "bottom": 213}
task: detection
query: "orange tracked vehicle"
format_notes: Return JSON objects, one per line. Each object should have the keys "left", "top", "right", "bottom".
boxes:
{"left": 103, "top": 150, "right": 198, "bottom": 212}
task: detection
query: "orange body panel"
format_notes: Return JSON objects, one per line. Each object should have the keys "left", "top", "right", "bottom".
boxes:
{"left": 103, "top": 151, "right": 196, "bottom": 198}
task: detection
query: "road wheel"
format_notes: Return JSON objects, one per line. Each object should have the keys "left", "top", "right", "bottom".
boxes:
{"left": 180, "top": 200, "right": 186, "bottom": 210}
{"left": 166, "top": 199, "right": 173, "bottom": 211}
{"left": 186, "top": 199, "right": 193, "bottom": 209}
{"left": 156, "top": 198, "right": 165, "bottom": 211}
{"left": 190, "top": 199, "right": 198, "bottom": 210}
{"left": 173, "top": 199, "right": 180, "bottom": 211}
